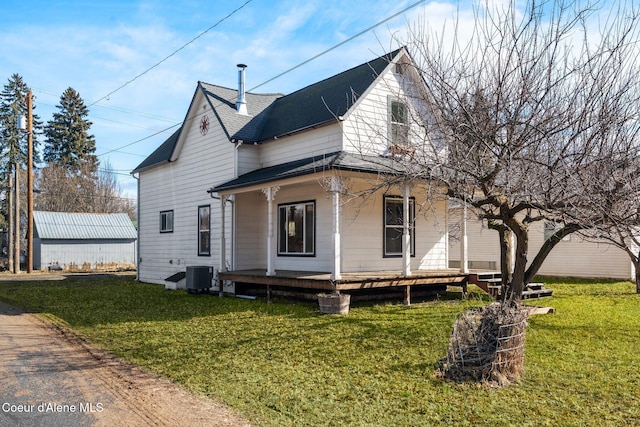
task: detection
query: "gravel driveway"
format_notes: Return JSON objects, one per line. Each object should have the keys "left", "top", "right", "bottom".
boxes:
{"left": 0, "top": 300, "right": 250, "bottom": 427}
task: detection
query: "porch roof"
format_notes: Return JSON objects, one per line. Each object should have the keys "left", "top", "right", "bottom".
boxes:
{"left": 210, "top": 150, "right": 410, "bottom": 193}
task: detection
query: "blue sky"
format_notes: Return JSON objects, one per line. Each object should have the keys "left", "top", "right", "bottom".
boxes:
{"left": 0, "top": 0, "right": 462, "bottom": 199}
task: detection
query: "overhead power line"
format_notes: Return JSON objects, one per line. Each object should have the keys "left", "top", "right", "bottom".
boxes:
{"left": 87, "top": 0, "right": 255, "bottom": 108}
{"left": 99, "top": 0, "right": 426, "bottom": 159}
{"left": 249, "top": 0, "right": 426, "bottom": 93}
{"left": 97, "top": 122, "right": 180, "bottom": 157}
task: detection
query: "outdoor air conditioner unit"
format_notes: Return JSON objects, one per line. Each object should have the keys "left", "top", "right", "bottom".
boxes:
{"left": 186, "top": 266, "right": 213, "bottom": 294}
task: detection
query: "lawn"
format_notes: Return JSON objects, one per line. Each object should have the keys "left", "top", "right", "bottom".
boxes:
{"left": 0, "top": 275, "right": 639, "bottom": 426}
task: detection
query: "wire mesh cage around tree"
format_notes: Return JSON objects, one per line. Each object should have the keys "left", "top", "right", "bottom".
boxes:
{"left": 438, "top": 302, "right": 529, "bottom": 386}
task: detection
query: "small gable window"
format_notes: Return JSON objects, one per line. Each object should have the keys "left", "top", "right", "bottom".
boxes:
{"left": 389, "top": 98, "right": 409, "bottom": 147}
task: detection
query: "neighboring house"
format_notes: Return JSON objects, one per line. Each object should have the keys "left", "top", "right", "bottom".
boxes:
{"left": 33, "top": 211, "right": 137, "bottom": 271}
{"left": 132, "top": 48, "right": 461, "bottom": 297}
{"left": 448, "top": 206, "right": 635, "bottom": 280}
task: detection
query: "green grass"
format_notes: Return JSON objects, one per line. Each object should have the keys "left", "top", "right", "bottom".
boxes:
{"left": 0, "top": 274, "right": 639, "bottom": 426}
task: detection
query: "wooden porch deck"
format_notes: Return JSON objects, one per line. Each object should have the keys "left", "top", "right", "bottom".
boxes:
{"left": 218, "top": 269, "right": 471, "bottom": 304}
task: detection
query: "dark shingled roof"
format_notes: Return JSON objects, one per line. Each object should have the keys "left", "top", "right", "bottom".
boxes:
{"left": 132, "top": 127, "right": 181, "bottom": 172}
{"left": 210, "top": 151, "right": 406, "bottom": 193}
{"left": 199, "top": 84, "right": 282, "bottom": 141}
{"left": 254, "top": 48, "right": 400, "bottom": 141}
{"left": 133, "top": 48, "right": 402, "bottom": 173}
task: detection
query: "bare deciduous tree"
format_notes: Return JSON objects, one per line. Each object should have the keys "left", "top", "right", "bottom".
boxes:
{"left": 384, "top": 0, "right": 640, "bottom": 301}
{"left": 35, "top": 161, "right": 136, "bottom": 219}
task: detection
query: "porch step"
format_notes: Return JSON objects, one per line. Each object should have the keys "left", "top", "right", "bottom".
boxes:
{"left": 470, "top": 272, "right": 553, "bottom": 300}
{"left": 527, "top": 282, "right": 544, "bottom": 291}
{"left": 522, "top": 287, "right": 554, "bottom": 299}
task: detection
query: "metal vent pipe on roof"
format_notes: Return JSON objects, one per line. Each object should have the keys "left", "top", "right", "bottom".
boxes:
{"left": 236, "top": 64, "right": 248, "bottom": 115}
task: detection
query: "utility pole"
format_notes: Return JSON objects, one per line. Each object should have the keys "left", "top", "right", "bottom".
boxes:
{"left": 26, "top": 90, "right": 33, "bottom": 273}
{"left": 8, "top": 171, "right": 13, "bottom": 273}
{"left": 18, "top": 90, "right": 34, "bottom": 273}
{"left": 14, "top": 161, "right": 19, "bottom": 274}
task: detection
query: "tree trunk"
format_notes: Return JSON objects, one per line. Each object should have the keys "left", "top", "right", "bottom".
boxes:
{"left": 508, "top": 229, "right": 528, "bottom": 301}
{"left": 502, "top": 215, "right": 528, "bottom": 302}
{"left": 635, "top": 251, "right": 640, "bottom": 294}
{"left": 489, "top": 220, "right": 512, "bottom": 300}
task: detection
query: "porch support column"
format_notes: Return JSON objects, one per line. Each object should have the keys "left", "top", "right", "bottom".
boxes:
{"left": 331, "top": 177, "right": 342, "bottom": 281}
{"left": 262, "top": 186, "right": 280, "bottom": 276}
{"left": 402, "top": 183, "right": 412, "bottom": 277}
{"left": 219, "top": 195, "right": 228, "bottom": 297}
{"left": 460, "top": 201, "right": 469, "bottom": 274}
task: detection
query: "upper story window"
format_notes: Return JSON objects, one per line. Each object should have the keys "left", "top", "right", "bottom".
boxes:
{"left": 389, "top": 98, "right": 409, "bottom": 147}
{"left": 278, "top": 201, "right": 315, "bottom": 256}
{"left": 160, "top": 210, "right": 173, "bottom": 233}
{"left": 198, "top": 205, "right": 211, "bottom": 256}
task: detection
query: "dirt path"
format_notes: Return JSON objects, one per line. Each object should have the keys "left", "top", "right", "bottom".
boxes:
{"left": 0, "top": 301, "right": 251, "bottom": 427}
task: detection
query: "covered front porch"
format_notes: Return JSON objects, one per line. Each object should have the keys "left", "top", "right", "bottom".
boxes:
{"left": 209, "top": 151, "right": 477, "bottom": 305}
{"left": 218, "top": 268, "right": 473, "bottom": 305}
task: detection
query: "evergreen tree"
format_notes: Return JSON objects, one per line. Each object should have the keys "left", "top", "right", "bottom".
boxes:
{"left": 0, "top": 74, "right": 41, "bottom": 177}
{"left": 43, "top": 87, "right": 97, "bottom": 175}
{"left": 0, "top": 74, "right": 41, "bottom": 230}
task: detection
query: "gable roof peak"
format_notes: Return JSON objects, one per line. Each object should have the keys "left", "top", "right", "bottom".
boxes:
{"left": 133, "top": 47, "right": 408, "bottom": 173}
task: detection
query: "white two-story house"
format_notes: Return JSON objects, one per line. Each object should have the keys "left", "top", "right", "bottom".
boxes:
{"left": 132, "top": 48, "right": 466, "bottom": 300}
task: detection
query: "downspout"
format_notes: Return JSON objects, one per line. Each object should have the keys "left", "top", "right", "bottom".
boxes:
{"left": 132, "top": 172, "right": 140, "bottom": 282}
{"left": 233, "top": 141, "right": 243, "bottom": 271}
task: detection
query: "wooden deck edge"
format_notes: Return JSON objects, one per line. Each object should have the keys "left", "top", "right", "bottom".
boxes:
{"left": 219, "top": 270, "right": 468, "bottom": 292}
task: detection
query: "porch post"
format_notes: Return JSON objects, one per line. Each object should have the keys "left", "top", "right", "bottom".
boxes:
{"left": 331, "top": 177, "right": 342, "bottom": 281}
{"left": 219, "top": 195, "right": 228, "bottom": 297}
{"left": 402, "top": 183, "right": 412, "bottom": 277}
{"left": 262, "top": 186, "right": 280, "bottom": 276}
{"left": 460, "top": 201, "right": 469, "bottom": 274}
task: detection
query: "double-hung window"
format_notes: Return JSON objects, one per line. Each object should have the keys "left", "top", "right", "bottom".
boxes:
{"left": 384, "top": 196, "right": 415, "bottom": 257}
{"left": 198, "top": 205, "right": 211, "bottom": 256}
{"left": 278, "top": 201, "right": 315, "bottom": 256}
{"left": 160, "top": 210, "right": 173, "bottom": 233}
{"left": 389, "top": 98, "right": 409, "bottom": 147}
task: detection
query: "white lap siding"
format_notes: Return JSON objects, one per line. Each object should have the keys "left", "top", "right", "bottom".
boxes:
{"left": 137, "top": 103, "right": 235, "bottom": 285}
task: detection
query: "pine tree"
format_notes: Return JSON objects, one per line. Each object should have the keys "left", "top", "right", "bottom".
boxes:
{"left": 0, "top": 74, "right": 40, "bottom": 179}
{"left": 43, "top": 87, "right": 97, "bottom": 175}
{"left": 0, "top": 74, "right": 41, "bottom": 230}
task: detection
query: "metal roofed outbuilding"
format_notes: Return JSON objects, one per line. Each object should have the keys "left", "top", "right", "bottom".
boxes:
{"left": 33, "top": 211, "right": 137, "bottom": 271}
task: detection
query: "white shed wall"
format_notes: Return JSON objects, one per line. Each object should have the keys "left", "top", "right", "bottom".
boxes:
{"left": 37, "top": 239, "right": 136, "bottom": 270}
